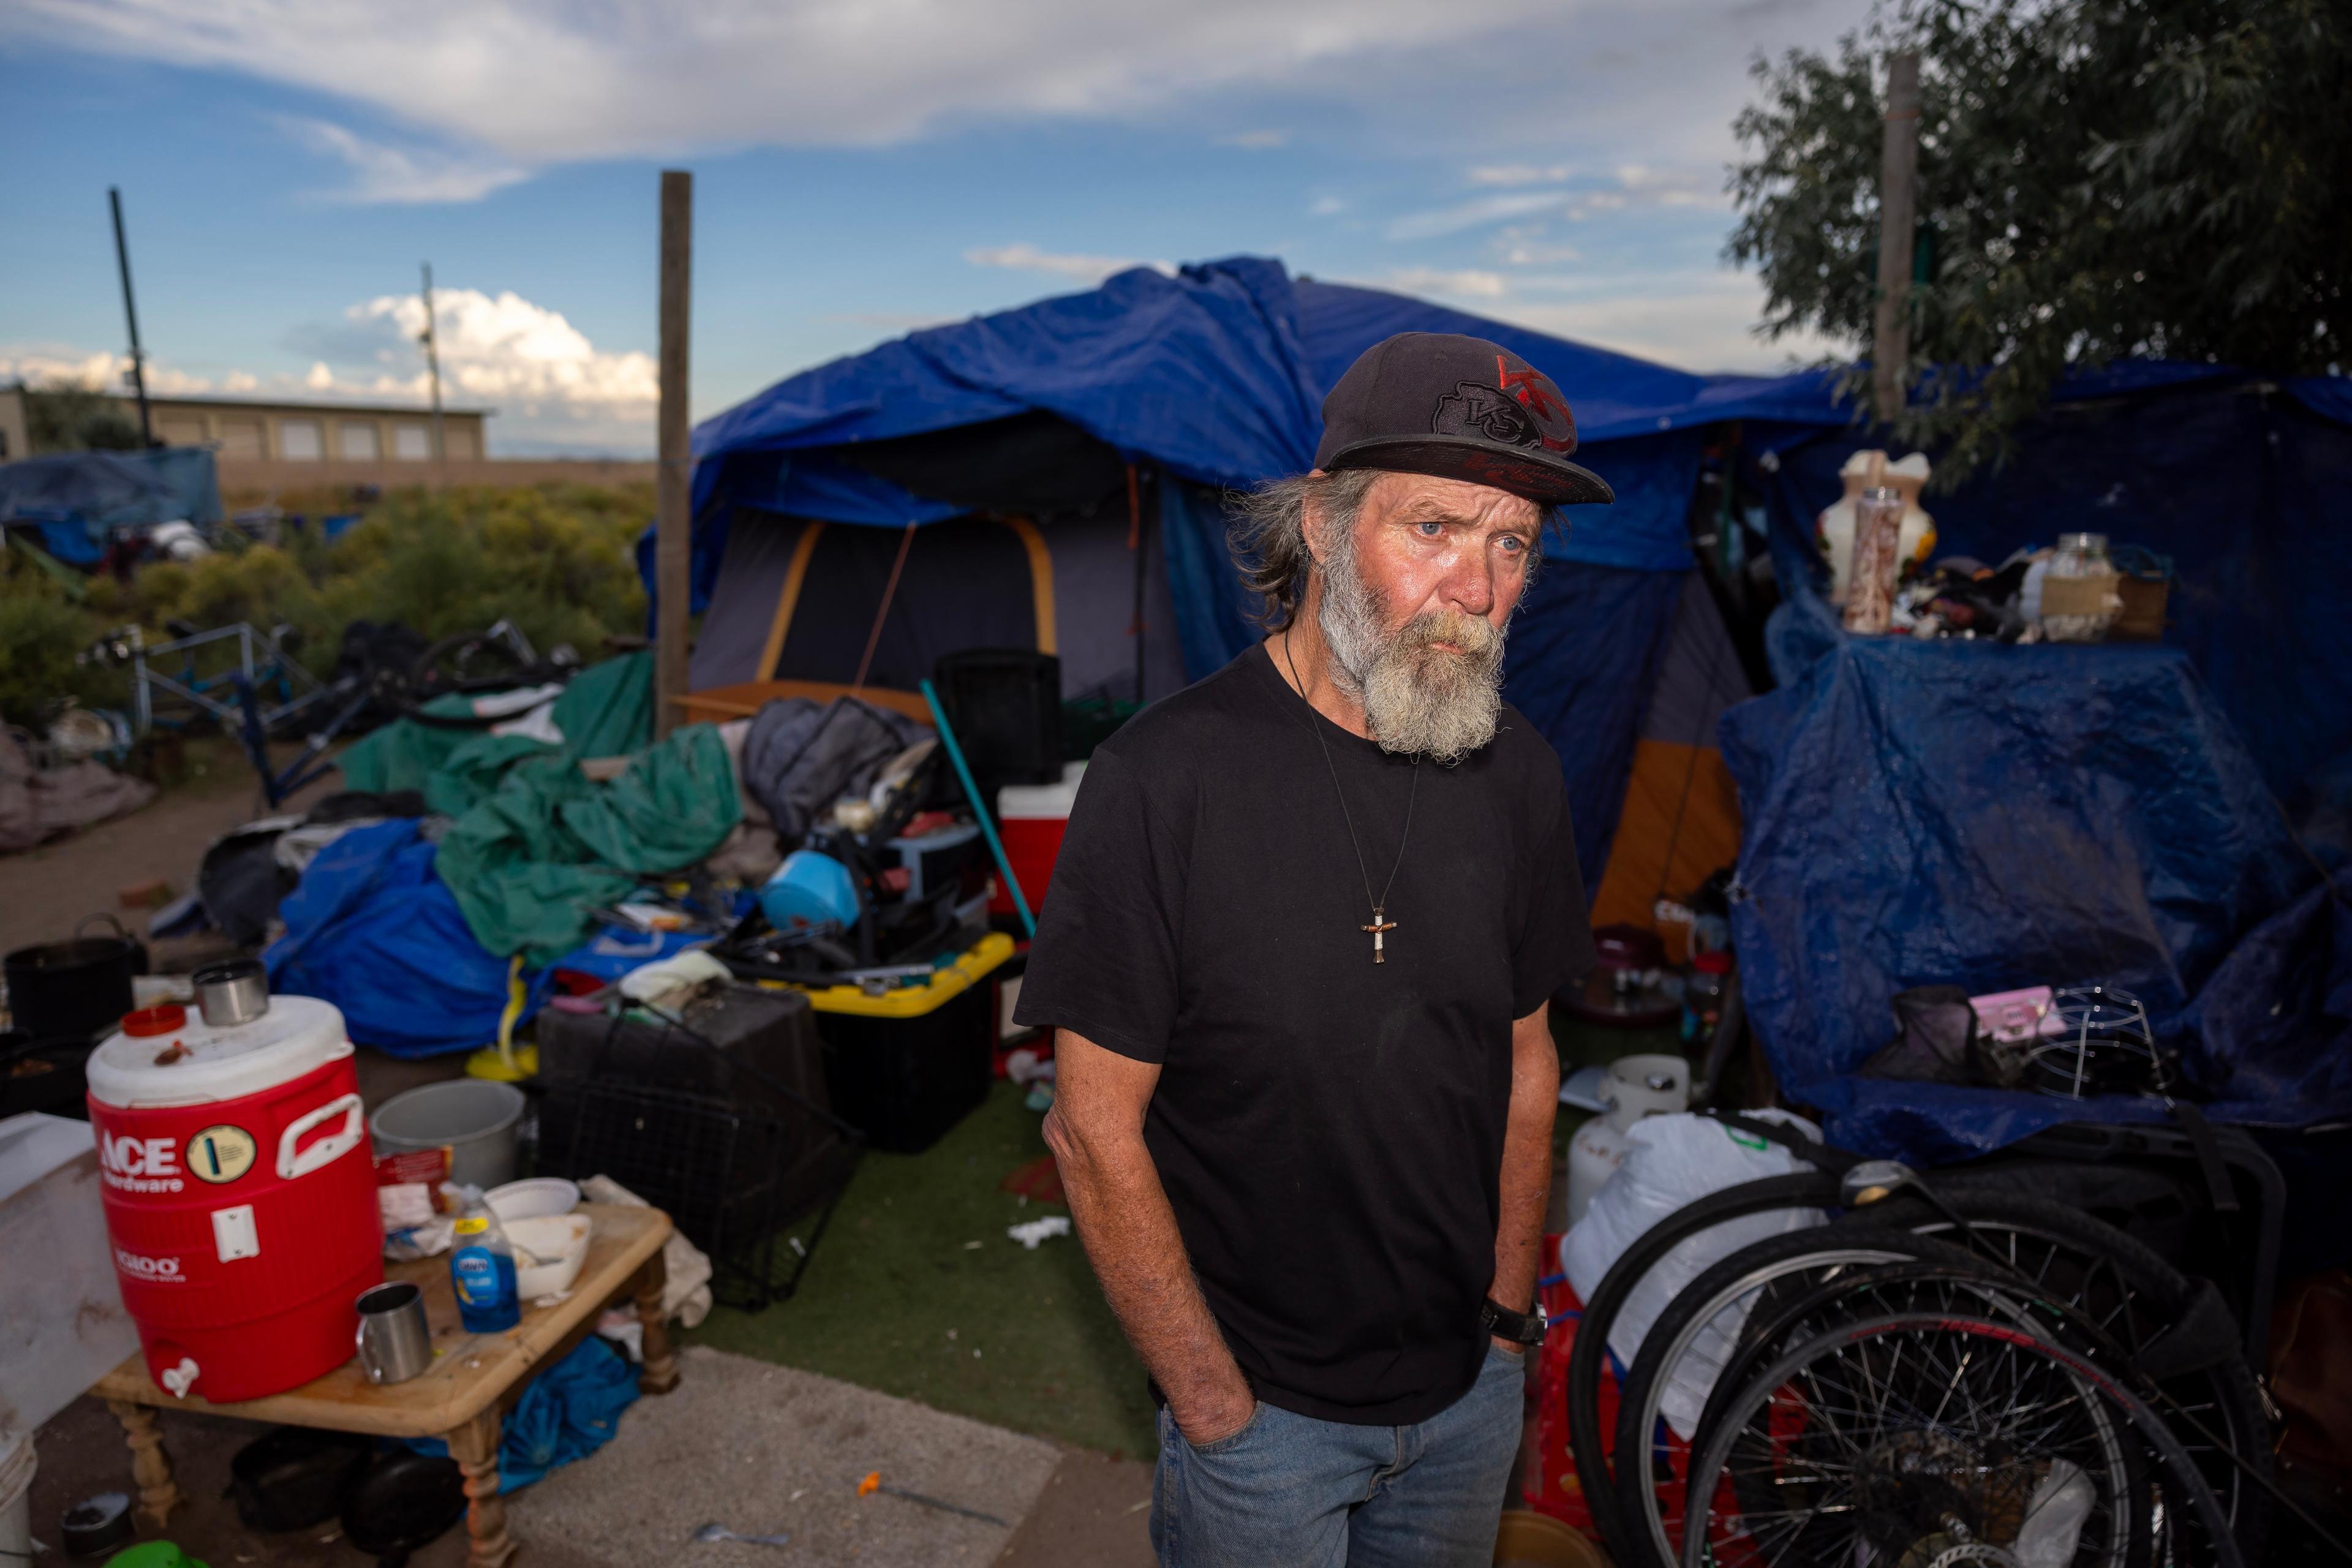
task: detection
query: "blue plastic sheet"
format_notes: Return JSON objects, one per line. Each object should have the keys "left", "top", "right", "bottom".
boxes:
{"left": 404, "top": 1336, "right": 639, "bottom": 1491}
{"left": 1754, "top": 383, "right": 2352, "bottom": 810}
{"left": 263, "top": 820, "right": 552, "bottom": 1057}
{"left": 1720, "top": 563, "right": 2352, "bottom": 1163}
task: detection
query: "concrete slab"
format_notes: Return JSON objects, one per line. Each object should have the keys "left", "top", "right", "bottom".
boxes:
{"left": 507, "top": 1346, "right": 1061, "bottom": 1566}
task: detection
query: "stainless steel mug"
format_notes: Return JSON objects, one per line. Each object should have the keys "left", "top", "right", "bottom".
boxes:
{"left": 355, "top": 1281, "right": 433, "bottom": 1385}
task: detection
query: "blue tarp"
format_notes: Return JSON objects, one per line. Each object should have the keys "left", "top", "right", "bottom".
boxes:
{"left": 692, "top": 257, "right": 1843, "bottom": 568}
{"left": 404, "top": 1336, "right": 639, "bottom": 1492}
{"left": 0, "top": 448, "right": 224, "bottom": 564}
{"left": 264, "top": 820, "right": 553, "bottom": 1057}
{"left": 1752, "top": 379, "right": 2352, "bottom": 809}
{"left": 1721, "top": 537, "right": 2352, "bottom": 1164}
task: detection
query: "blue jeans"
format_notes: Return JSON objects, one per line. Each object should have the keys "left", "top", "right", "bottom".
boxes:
{"left": 1150, "top": 1342, "right": 1526, "bottom": 1567}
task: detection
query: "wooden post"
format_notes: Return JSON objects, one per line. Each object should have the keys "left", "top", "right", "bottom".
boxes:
{"left": 655, "top": 169, "right": 695, "bottom": 739}
{"left": 108, "top": 187, "right": 154, "bottom": 448}
{"left": 1872, "top": 50, "right": 1921, "bottom": 428}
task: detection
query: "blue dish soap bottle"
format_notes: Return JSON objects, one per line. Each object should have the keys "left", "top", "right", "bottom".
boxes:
{"left": 447, "top": 1187, "right": 521, "bottom": 1333}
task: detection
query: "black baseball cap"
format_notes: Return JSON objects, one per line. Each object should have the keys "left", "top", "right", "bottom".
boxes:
{"left": 1313, "top": 331, "right": 1615, "bottom": 507}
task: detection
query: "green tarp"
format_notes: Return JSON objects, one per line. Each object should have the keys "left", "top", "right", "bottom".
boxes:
{"left": 331, "top": 654, "right": 739, "bottom": 963}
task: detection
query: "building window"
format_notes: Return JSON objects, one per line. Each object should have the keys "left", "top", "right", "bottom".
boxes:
{"left": 219, "top": 421, "right": 265, "bottom": 461}
{"left": 446, "top": 425, "right": 480, "bottom": 460}
{"left": 392, "top": 423, "right": 432, "bottom": 461}
{"left": 279, "top": 420, "right": 324, "bottom": 461}
{"left": 339, "top": 421, "right": 381, "bottom": 461}
{"left": 159, "top": 418, "right": 206, "bottom": 447}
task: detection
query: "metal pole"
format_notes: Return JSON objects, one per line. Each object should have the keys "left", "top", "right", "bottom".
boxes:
{"left": 1872, "top": 51, "right": 1921, "bottom": 428}
{"left": 108, "top": 186, "right": 153, "bottom": 447}
{"left": 420, "top": 262, "right": 447, "bottom": 480}
{"left": 655, "top": 170, "right": 694, "bottom": 739}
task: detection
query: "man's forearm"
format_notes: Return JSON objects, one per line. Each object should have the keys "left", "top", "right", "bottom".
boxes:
{"left": 1044, "top": 1089, "right": 1251, "bottom": 1439}
{"left": 1491, "top": 1006, "right": 1561, "bottom": 1319}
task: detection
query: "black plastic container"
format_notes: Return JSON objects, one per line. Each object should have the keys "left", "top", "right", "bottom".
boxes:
{"left": 932, "top": 648, "right": 1063, "bottom": 793}
{"left": 813, "top": 981, "right": 995, "bottom": 1155}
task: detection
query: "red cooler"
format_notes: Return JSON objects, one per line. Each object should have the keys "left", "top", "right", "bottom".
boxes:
{"left": 86, "top": 994, "right": 382, "bottom": 1403}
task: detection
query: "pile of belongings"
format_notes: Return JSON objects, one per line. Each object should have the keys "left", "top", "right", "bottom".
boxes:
{"left": 0, "top": 724, "right": 154, "bottom": 852}
{"left": 194, "top": 650, "right": 982, "bottom": 1057}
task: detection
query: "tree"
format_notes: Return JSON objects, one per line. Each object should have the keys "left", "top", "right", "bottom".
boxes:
{"left": 20, "top": 379, "right": 143, "bottom": 453}
{"left": 1727, "top": 0, "right": 2351, "bottom": 481}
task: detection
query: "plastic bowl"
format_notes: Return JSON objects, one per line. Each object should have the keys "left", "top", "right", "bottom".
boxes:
{"left": 505, "top": 1213, "right": 592, "bottom": 1300}
{"left": 485, "top": 1178, "right": 580, "bottom": 1224}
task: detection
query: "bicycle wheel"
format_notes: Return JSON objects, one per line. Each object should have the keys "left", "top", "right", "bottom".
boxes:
{"left": 1679, "top": 1311, "right": 2244, "bottom": 1568}
{"left": 1611, "top": 1227, "right": 2004, "bottom": 1568}
{"left": 1567, "top": 1172, "right": 1844, "bottom": 1556}
{"left": 1840, "top": 1189, "right": 2272, "bottom": 1558}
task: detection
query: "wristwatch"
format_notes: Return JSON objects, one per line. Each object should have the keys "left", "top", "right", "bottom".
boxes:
{"left": 1480, "top": 1294, "right": 1547, "bottom": 1346}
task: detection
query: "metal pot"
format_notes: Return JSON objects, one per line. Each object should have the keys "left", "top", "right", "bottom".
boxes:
{"left": 4, "top": 914, "right": 147, "bottom": 1042}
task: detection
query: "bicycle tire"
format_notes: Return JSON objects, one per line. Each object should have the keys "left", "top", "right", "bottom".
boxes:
{"left": 1610, "top": 1227, "right": 2000, "bottom": 1568}
{"left": 1679, "top": 1310, "right": 2244, "bottom": 1568}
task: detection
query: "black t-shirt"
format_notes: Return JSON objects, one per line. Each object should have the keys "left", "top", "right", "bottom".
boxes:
{"left": 1014, "top": 641, "right": 1595, "bottom": 1425}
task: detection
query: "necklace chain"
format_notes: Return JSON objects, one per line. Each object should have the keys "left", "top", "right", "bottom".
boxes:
{"left": 1281, "top": 630, "right": 1420, "bottom": 924}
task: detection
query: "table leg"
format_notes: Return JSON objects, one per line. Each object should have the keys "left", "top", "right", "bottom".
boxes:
{"left": 105, "top": 1400, "right": 183, "bottom": 1529}
{"left": 446, "top": 1408, "right": 517, "bottom": 1568}
{"left": 633, "top": 1250, "right": 679, "bottom": 1395}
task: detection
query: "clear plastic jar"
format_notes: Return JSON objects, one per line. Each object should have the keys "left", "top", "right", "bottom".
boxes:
{"left": 2038, "top": 532, "right": 2122, "bottom": 643}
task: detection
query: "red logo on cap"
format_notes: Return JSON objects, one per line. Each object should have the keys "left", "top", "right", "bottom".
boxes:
{"left": 1497, "top": 355, "right": 1576, "bottom": 453}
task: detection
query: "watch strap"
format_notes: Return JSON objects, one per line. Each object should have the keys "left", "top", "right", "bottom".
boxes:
{"left": 1480, "top": 1294, "right": 1546, "bottom": 1345}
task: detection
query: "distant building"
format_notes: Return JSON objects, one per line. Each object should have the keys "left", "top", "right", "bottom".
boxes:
{"left": 0, "top": 386, "right": 491, "bottom": 464}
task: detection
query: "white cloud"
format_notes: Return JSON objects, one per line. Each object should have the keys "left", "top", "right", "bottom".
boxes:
{"left": 1493, "top": 230, "right": 1583, "bottom": 266}
{"left": 964, "top": 244, "right": 1175, "bottom": 284}
{"left": 0, "top": 348, "right": 219, "bottom": 396}
{"left": 1308, "top": 195, "right": 1348, "bottom": 217}
{"left": 283, "top": 116, "right": 528, "bottom": 204}
{"left": 1476, "top": 273, "right": 1846, "bottom": 373}
{"left": 1219, "top": 129, "right": 1289, "bottom": 149}
{"left": 1468, "top": 164, "right": 1577, "bottom": 187}
{"left": 7, "top": 0, "right": 1563, "bottom": 163}
{"left": 1387, "top": 192, "right": 1572, "bottom": 242}
{"left": 8, "top": 287, "right": 660, "bottom": 454}
{"left": 1376, "top": 267, "right": 1510, "bottom": 300}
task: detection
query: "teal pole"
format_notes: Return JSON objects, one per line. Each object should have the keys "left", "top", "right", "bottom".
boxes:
{"left": 919, "top": 677, "right": 1036, "bottom": 938}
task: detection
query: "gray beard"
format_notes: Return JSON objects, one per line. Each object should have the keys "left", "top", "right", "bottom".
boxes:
{"left": 1314, "top": 538, "right": 1507, "bottom": 764}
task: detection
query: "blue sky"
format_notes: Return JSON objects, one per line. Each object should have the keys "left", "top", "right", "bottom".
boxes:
{"left": 2, "top": 0, "right": 1870, "bottom": 455}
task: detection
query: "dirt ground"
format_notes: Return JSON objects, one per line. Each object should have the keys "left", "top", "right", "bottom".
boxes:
{"left": 0, "top": 746, "right": 343, "bottom": 963}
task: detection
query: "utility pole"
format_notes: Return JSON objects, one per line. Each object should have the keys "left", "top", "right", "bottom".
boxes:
{"left": 420, "top": 262, "right": 448, "bottom": 479}
{"left": 1872, "top": 50, "right": 1921, "bottom": 428}
{"left": 108, "top": 186, "right": 153, "bottom": 447}
{"left": 654, "top": 170, "right": 693, "bottom": 740}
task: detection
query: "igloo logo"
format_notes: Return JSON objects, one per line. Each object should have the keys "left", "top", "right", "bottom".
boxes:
{"left": 113, "top": 1246, "right": 185, "bottom": 1281}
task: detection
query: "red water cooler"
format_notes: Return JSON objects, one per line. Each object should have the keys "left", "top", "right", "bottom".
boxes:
{"left": 86, "top": 993, "right": 382, "bottom": 1403}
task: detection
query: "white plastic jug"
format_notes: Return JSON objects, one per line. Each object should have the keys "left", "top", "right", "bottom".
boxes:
{"left": 1562, "top": 1054, "right": 1689, "bottom": 1226}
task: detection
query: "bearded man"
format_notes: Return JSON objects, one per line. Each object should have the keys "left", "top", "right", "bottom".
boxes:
{"left": 1016, "top": 333, "right": 1606, "bottom": 1566}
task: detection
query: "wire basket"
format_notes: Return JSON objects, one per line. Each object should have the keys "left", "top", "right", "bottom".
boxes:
{"left": 2021, "top": 984, "right": 2172, "bottom": 1099}
{"left": 535, "top": 1007, "right": 861, "bottom": 1311}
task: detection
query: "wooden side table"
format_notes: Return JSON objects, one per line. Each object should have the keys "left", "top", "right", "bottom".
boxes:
{"left": 90, "top": 1202, "right": 678, "bottom": 1568}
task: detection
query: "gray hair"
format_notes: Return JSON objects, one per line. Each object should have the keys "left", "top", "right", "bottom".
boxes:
{"left": 1226, "top": 468, "right": 1384, "bottom": 631}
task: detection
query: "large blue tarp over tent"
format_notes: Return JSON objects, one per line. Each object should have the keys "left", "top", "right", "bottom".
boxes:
{"left": 688, "top": 256, "right": 1847, "bottom": 882}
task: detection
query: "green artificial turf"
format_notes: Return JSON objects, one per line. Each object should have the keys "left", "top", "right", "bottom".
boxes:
{"left": 685, "top": 1079, "right": 1160, "bottom": 1460}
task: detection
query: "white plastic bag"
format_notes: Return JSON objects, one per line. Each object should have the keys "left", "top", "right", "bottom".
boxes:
{"left": 1559, "top": 1111, "right": 1823, "bottom": 1435}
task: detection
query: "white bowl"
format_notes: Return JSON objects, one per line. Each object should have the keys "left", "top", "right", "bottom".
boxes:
{"left": 486, "top": 1177, "right": 580, "bottom": 1224}
{"left": 506, "top": 1213, "right": 592, "bottom": 1300}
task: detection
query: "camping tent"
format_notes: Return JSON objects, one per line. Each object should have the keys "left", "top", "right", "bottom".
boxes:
{"left": 680, "top": 256, "right": 1845, "bottom": 922}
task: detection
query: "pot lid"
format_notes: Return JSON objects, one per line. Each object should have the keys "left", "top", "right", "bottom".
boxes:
{"left": 88, "top": 993, "right": 350, "bottom": 1109}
